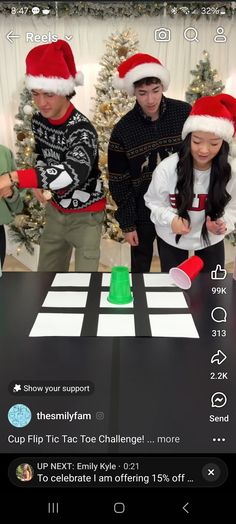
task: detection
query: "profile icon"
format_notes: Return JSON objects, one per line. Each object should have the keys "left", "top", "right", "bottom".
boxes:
{"left": 213, "top": 26, "right": 227, "bottom": 43}
{"left": 16, "top": 463, "right": 34, "bottom": 482}
{"left": 8, "top": 404, "right": 32, "bottom": 428}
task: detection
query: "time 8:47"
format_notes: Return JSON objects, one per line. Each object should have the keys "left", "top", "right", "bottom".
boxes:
{"left": 11, "top": 7, "right": 29, "bottom": 14}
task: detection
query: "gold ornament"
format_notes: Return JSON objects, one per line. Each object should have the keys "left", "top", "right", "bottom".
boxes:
{"left": 14, "top": 214, "right": 28, "bottom": 228}
{"left": 118, "top": 46, "right": 128, "bottom": 58}
{"left": 17, "top": 131, "right": 26, "bottom": 141}
{"left": 99, "top": 102, "right": 111, "bottom": 113}
{"left": 25, "top": 193, "right": 32, "bottom": 202}
{"left": 100, "top": 152, "right": 108, "bottom": 166}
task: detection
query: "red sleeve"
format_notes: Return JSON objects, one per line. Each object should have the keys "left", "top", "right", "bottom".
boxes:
{"left": 17, "top": 169, "right": 38, "bottom": 189}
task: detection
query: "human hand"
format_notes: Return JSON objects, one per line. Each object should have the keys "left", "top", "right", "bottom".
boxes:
{"left": 0, "top": 173, "right": 12, "bottom": 197}
{"left": 124, "top": 230, "right": 139, "bottom": 246}
{"left": 171, "top": 216, "right": 191, "bottom": 235}
{"left": 206, "top": 216, "right": 227, "bottom": 235}
{"left": 33, "top": 189, "right": 50, "bottom": 204}
{"left": 1, "top": 187, "right": 13, "bottom": 198}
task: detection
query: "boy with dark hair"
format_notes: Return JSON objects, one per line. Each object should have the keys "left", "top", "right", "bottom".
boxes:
{"left": 108, "top": 53, "right": 191, "bottom": 272}
{"left": 0, "top": 40, "right": 105, "bottom": 271}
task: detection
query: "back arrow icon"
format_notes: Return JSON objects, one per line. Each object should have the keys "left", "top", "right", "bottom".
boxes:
{"left": 183, "top": 502, "right": 189, "bottom": 514}
{"left": 6, "top": 30, "right": 20, "bottom": 43}
{"left": 211, "top": 350, "right": 227, "bottom": 365}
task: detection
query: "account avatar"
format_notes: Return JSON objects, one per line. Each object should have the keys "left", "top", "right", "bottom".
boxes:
{"left": 16, "top": 463, "right": 34, "bottom": 482}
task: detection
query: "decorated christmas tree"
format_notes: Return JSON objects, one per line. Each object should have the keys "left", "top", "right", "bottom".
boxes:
{"left": 14, "top": 87, "right": 37, "bottom": 168}
{"left": 185, "top": 50, "right": 224, "bottom": 105}
{"left": 92, "top": 29, "right": 138, "bottom": 241}
{"left": 10, "top": 87, "right": 46, "bottom": 254}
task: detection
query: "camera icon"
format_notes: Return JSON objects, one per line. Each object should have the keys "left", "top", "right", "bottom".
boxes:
{"left": 154, "top": 27, "right": 171, "bottom": 42}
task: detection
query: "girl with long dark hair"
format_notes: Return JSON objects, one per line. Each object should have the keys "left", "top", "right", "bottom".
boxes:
{"left": 145, "top": 94, "right": 236, "bottom": 272}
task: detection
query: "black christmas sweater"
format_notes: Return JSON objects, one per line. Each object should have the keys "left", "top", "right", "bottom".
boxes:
{"left": 17, "top": 103, "right": 105, "bottom": 213}
{"left": 108, "top": 97, "right": 191, "bottom": 231}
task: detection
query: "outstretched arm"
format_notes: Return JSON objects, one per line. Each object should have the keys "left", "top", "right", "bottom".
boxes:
{"left": 0, "top": 122, "right": 98, "bottom": 195}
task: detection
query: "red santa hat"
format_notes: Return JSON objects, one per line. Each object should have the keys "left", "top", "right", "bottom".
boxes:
{"left": 25, "top": 40, "right": 84, "bottom": 96}
{"left": 112, "top": 53, "right": 170, "bottom": 95}
{"left": 182, "top": 93, "right": 236, "bottom": 143}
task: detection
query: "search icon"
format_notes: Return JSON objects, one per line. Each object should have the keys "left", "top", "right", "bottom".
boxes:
{"left": 184, "top": 27, "right": 199, "bottom": 42}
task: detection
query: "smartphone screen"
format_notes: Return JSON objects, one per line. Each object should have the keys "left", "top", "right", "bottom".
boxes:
{"left": 0, "top": 1, "right": 235, "bottom": 518}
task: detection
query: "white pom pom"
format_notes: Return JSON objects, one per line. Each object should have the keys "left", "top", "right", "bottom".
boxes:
{"left": 112, "top": 74, "right": 124, "bottom": 91}
{"left": 23, "top": 104, "right": 33, "bottom": 115}
{"left": 112, "top": 74, "right": 134, "bottom": 95}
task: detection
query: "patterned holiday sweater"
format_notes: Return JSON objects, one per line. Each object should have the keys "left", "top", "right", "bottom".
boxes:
{"left": 108, "top": 97, "right": 191, "bottom": 231}
{"left": 17, "top": 103, "right": 105, "bottom": 213}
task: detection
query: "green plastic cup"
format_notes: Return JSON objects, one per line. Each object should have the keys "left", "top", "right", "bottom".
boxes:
{"left": 107, "top": 266, "right": 133, "bottom": 305}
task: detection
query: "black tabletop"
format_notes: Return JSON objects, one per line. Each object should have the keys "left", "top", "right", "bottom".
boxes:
{"left": 0, "top": 272, "right": 235, "bottom": 454}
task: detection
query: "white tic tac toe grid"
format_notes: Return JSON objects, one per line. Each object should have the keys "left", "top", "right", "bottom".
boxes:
{"left": 29, "top": 273, "right": 199, "bottom": 338}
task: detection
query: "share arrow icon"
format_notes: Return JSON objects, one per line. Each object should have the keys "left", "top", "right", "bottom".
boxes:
{"left": 211, "top": 350, "right": 227, "bottom": 365}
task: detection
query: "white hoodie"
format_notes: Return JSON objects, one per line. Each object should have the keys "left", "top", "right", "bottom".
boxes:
{"left": 144, "top": 153, "right": 236, "bottom": 251}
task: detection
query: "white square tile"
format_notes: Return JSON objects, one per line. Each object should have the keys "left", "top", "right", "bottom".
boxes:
{"left": 29, "top": 313, "right": 84, "bottom": 337}
{"left": 146, "top": 292, "right": 187, "bottom": 308}
{"left": 51, "top": 273, "right": 91, "bottom": 287}
{"left": 143, "top": 274, "right": 175, "bottom": 287}
{"left": 97, "top": 314, "right": 135, "bottom": 336}
{"left": 149, "top": 314, "right": 199, "bottom": 338}
{"left": 42, "top": 291, "right": 88, "bottom": 308}
{"left": 102, "top": 272, "right": 132, "bottom": 287}
{"left": 100, "top": 292, "right": 134, "bottom": 308}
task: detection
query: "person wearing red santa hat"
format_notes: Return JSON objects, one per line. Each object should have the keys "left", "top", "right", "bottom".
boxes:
{"left": 108, "top": 53, "right": 191, "bottom": 272}
{"left": 145, "top": 93, "right": 236, "bottom": 272}
{"left": 0, "top": 40, "right": 105, "bottom": 272}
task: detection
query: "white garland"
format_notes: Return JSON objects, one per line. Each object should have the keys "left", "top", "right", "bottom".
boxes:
{"left": 0, "top": 2, "right": 235, "bottom": 19}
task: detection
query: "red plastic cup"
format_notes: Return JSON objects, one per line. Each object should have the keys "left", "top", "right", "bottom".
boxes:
{"left": 169, "top": 255, "right": 204, "bottom": 290}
